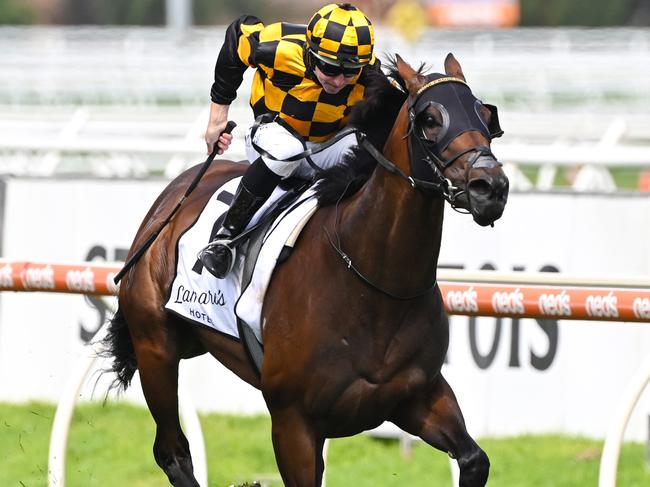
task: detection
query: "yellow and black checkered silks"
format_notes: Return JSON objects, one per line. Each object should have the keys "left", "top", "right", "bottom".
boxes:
{"left": 211, "top": 13, "right": 377, "bottom": 142}
{"left": 306, "top": 3, "right": 375, "bottom": 66}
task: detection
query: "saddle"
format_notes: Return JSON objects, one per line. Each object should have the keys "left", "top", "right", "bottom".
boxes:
{"left": 165, "top": 175, "right": 317, "bottom": 374}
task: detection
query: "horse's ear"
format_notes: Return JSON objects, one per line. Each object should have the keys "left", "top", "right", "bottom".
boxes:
{"left": 396, "top": 54, "right": 426, "bottom": 95}
{"left": 444, "top": 53, "right": 466, "bottom": 82}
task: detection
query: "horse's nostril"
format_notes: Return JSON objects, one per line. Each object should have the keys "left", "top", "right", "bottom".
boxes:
{"left": 468, "top": 179, "right": 492, "bottom": 198}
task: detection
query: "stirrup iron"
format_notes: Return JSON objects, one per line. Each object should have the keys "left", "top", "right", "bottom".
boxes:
{"left": 198, "top": 238, "right": 237, "bottom": 279}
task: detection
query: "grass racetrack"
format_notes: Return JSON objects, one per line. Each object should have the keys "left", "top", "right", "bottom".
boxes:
{"left": 2, "top": 402, "right": 649, "bottom": 486}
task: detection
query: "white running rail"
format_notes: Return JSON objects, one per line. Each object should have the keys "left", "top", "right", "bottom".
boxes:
{"left": 47, "top": 300, "right": 208, "bottom": 487}
{"left": 598, "top": 356, "right": 650, "bottom": 487}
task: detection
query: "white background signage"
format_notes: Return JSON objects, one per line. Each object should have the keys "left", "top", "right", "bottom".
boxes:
{"left": 1, "top": 178, "right": 649, "bottom": 440}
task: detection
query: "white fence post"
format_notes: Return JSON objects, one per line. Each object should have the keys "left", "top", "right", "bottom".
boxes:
{"left": 599, "top": 356, "right": 650, "bottom": 487}
{"left": 47, "top": 324, "right": 109, "bottom": 486}
{"left": 48, "top": 319, "right": 208, "bottom": 487}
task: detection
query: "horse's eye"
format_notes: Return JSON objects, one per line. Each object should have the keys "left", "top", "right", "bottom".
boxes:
{"left": 423, "top": 115, "right": 439, "bottom": 128}
{"left": 420, "top": 114, "right": 442, "bottom": 141}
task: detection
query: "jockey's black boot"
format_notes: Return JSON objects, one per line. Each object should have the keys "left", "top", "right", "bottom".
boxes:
{"left": 199, "top": 158, "right": 281, "bottom": 278}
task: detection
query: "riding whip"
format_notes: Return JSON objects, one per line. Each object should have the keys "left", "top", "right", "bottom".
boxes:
{"left": 113, "top": 120, "right": 237, "bottom": 284}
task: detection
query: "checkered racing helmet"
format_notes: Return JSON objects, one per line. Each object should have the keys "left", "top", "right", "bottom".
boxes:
{"left": 306, "top": 3, "right": 375, "bottom": 68}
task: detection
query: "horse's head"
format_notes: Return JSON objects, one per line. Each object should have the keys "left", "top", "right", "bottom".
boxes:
{"left": 396, "top": 54, "right": 509, "bottom": 226}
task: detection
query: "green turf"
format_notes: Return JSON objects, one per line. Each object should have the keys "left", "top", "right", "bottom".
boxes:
{"left": 511, "top": 164, "right": 647, "bottom": 191}
{"left": 1, "top": 401, "right": 649, "bottom": 486}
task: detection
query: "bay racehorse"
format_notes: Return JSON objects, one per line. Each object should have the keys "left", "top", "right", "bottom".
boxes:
{"left": 104, "top": 54, "right": 509, "bottom": 486}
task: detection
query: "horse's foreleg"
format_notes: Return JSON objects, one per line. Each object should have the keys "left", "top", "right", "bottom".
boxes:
{"left": 134, "top": 333, "right": 199, "bottom": 487}
{"left": 390, "top": 374, "right": 489, "bottom": 487}
{"left": 270, "top": 408, "right": 325, "bottom": 487}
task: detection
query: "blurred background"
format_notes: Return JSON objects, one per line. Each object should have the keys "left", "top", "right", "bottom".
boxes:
{"left": 4, "top": 0, "right": 650, "bottom": 25}
{"left": 1, "top": 1, "right": 650, "bottom": 486}
{"left": 0, "top": 0, "right": 649, "bottom": 185}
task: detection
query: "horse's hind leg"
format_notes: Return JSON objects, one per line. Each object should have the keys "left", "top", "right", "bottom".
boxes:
{"left": 269, "top": 407, "right": 325, "bottom": 487}
{"left": 390, "top": 374, "right": 489, "bottom": 487}
{"left": 131, "top": 318, "right": 199, "bottom": 487}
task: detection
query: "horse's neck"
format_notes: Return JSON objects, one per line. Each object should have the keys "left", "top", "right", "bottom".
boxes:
{"left": 339, "top": 135, "right": 445, "bottom": 292}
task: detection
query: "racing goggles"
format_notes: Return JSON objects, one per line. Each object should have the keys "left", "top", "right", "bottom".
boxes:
{"left": 312, "top": 55, "right": 362, "bottom": 78}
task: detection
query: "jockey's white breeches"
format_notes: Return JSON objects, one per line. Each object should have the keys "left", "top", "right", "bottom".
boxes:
{"left": 244, "top": 121, "right": 357, "bottom": 178}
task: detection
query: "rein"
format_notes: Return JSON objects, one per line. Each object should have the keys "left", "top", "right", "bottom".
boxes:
{"left": 249, "top": 115, "right": 475, "bottom": 203}
{"left": 356, "top": 131, "right": 485, "bottom": 208}
{"left": 320, "top": 125, "right": 454, "bottom": 301}
{"left": 324, "top": 133, "right": 499, "bottom": 301}
{"left": 248, "top": 112, "right": 487, "bottom": 208}
{"left": 322, "top": 75, "right": 501, "bottom": 299}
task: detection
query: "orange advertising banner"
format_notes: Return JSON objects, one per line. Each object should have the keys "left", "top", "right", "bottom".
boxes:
{"left": 0, "top": 260, "right": 120, "bottom": 296}
{"left": 1, "top": 260, "right": 649, "bottom": 323}
{"left": 443, "top": 283, "right": 650, "bottom": 323}
{"left": 428, "top": 0, "right": 520, "bottom": 27}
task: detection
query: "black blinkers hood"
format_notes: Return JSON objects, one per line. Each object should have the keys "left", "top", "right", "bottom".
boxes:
{"left": 408, "top": 74, "right": 503, "bottom": 152}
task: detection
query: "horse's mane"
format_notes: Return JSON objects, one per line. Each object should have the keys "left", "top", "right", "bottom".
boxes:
{"left": 314, "top": 58, "right": 416, "bottom": 206}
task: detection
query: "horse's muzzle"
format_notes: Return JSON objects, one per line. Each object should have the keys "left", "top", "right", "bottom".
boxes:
{"left": 467, "top": 170, "right": 509, "bottom": 226}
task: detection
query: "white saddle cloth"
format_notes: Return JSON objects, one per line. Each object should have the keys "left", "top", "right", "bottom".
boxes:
{"left": 164, "top": 176, "right": 318, "bottom": 343}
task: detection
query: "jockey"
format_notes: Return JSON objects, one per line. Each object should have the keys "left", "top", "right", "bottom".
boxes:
{"left": 199, "top": 2, "right": 378, "bottom": 278}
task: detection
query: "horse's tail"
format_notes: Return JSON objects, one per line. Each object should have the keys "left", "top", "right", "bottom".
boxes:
{"left": 100, "top": 306, "right": 137, "bottom": 392}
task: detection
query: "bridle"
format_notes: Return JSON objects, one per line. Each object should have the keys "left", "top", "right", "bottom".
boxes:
{"left": 325, "top": 74, "right": 505, "bottom": 300}
{"left": 339, "top": 76, "right": 505, "bottom": 209}
{"left": 405, "top": 76, "right": 503, "bottom": 209}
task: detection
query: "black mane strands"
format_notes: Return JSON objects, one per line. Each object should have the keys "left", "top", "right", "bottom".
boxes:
{"left": 315, "top": 58, "right": 409, "bottom": 206}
